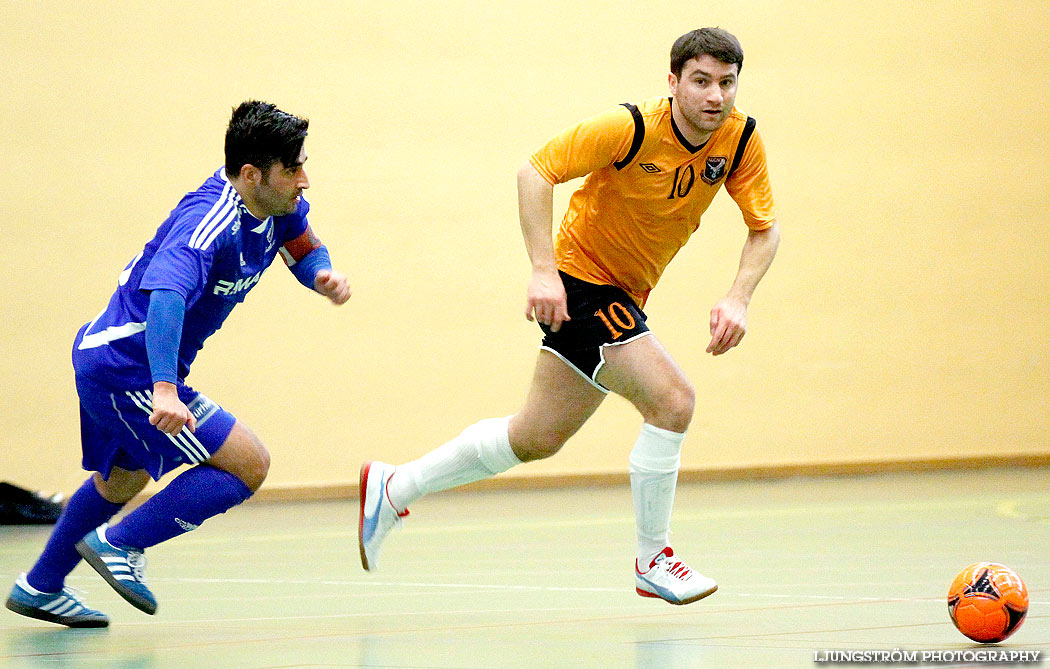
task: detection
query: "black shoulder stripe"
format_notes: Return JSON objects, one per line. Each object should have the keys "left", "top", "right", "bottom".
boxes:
{"left": 728, "top": 116, "right": 757, "bottom": 177}
{"left": 613, "top": 103, "right": 645, "bottom": 170}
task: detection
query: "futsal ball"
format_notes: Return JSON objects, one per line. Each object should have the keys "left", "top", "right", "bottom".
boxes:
{"left": 947, "top": 562, "right": 1028, "bottom": 643}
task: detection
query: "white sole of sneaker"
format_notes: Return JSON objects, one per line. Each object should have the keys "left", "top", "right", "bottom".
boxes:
{"left": 635, "top": 583, "right": 718, "bottom": 605}
{"left": 5, "top": 596, "right": 109, "bottom": 628}
{"left": 357, "top": 461, "right": 374, "bottom": 571}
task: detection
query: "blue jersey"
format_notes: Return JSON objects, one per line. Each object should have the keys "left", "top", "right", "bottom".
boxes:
{"left": 73, "top": 168, "right": 310, "bottom": 388}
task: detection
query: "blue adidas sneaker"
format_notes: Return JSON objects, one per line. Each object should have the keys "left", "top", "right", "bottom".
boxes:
{"left": 75, "top": 525, "right": 157, "bottom": 615}
{"left": 6, "top": 573, "right": 109, "bottom": 627}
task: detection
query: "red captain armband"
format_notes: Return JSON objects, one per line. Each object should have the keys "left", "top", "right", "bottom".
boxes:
{"left": 279, "top": 226, "right": 323, "bottom": 266}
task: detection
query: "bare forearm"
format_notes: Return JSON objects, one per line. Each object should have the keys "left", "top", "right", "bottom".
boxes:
{"left": 518, "top": 161, "right": 570, "bottom": 330}
{"left": 706, "top": 222, "right": 779, "bottom": 355}
{"left": 517, "top": 162, "right": 557, "bottom": 272}
{"left": 727, "top": 221, "right": 780, "bottom": 305}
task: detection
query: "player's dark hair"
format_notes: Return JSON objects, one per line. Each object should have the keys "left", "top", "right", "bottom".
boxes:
{"left": 224, "top": 100, "right": 309, "bottom": 178}
{"left": 670, "top": 28, "right": 743, "bottom": 78}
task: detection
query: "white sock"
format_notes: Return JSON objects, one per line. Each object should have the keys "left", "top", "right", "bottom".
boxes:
{"left": 387, "top": 416, "right": 521, "bottom": 511}
{"left": 629, "top": 423, "right": 685, "bottom": 568}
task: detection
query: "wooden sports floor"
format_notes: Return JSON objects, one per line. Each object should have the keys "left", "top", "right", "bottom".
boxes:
{"left": 2, "top": 468, "right": 1049, "bottom": 668}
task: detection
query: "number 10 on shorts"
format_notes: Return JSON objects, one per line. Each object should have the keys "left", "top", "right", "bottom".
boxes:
{"left": 595, "top": 302, "right": 637, "bottom": 340}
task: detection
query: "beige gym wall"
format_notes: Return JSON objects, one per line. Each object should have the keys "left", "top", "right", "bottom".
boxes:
{"left": 2, "top": 1, "right": 1048, "bottom": 495}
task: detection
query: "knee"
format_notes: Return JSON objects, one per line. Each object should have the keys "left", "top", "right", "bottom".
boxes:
{"left": 239, "top": 439, "right": 270, "bottom": 492}
{"left": 664, "top": 382, "right": 695, "bottom": 431}
{"left": 508, "top": 418, "right": 570, "bottom": 462}
{"left": 93, "top": 469, "right": 150, "bottom": 504}
{"left": 646, "top": 382, "right": 695, "bottom": 433}
{"left": 209, "top": 424, "right": 270, "bottom": 492}
{"left": 510, "top": 435, "right": 565, "bottom": 462}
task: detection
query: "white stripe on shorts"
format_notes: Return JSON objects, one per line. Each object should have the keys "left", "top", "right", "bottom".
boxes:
{"left": 144, "top": 390, "right": 210, "bottom": 462}
{"left": 125, "top": 391, "right": 209, "bottom": 463}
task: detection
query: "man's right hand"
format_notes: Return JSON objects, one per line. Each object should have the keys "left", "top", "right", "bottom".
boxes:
{"left": 149, "top": 381, "right": 196, "bottom": 436}
{"left": 524, "top": 268, "right": 570, "bottom": 332}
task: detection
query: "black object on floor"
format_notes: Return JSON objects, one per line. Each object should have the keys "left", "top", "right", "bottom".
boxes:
{"left": 0, "top": 482, "right": 64, "bottom": 525}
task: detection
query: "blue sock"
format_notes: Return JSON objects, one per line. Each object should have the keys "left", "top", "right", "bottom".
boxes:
{"left": 26, "top": 477, "right": 124, "bottom": 593}
{"left": 106, "top": 466, "right": 253, "bottom": 550}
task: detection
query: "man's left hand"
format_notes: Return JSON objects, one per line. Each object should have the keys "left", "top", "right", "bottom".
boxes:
{"left": 707, "top": 297, "right": 747, "bottom": 355}
{"left": 315, "top": 269, "right": 351, "bottom": 305}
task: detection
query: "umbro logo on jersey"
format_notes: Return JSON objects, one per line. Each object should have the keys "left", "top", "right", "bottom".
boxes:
{"left": 702, "top": 156, "right": 727, "bottom": 184}
{"left": 639, "top": 162, "right": 661, "bottom": 173}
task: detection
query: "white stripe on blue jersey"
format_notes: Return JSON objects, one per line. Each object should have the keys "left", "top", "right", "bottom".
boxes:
{"left": 188, "top": 177, "right": 232, "bottom": 248}
{"left": 189, "top": 176, "right": 237, "bottom": 250}
{"left": 195, "top": 204, "right": 237, "bottom": 251}
{"left": 78, "top": 321, "right": 147, "bottom": 350}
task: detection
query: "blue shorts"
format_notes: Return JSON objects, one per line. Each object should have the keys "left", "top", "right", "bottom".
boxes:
{"left": 75, "top": 375, "right": 237, "bottom": 481}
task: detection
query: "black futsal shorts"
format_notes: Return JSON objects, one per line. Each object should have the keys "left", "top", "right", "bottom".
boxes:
{"left": 539, "top": 271, "right": 650, "bottom": 392}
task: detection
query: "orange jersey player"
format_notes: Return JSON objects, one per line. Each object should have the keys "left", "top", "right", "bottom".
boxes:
{"left": 360, "top": 28, "right": 780, "bottom": 607}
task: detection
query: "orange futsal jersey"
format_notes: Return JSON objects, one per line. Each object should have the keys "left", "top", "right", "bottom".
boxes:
{"left": 530, "top": 96, "right": 776, "bottom": 307}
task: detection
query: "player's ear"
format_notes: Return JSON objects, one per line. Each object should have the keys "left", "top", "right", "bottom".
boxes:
{"left": 668, "top": 71, "right": 678, "bottom": 95}
{"left": 239, "top": 164, "right": 262, "bottom": 185}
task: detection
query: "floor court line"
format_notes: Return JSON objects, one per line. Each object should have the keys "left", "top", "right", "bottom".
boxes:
{"left": 8, "top": 601, "right": 906, "bottom": 662}
{"left": 159, "top": 493, "right": 1050, "bottom": 547}
{"left": 145, "top": 576, "right": 623, "bottom": 592}
{"left": 117, "top": 576, "right": 960, "bottom": 602}
{"left": 66, "top": 574, "right": 1050, "bottom": 609}
{"left": 100, "top": 594, "right": 919, "bottom": 630}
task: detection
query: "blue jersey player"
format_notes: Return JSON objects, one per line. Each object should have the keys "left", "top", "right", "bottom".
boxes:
{"left": 6, "top": 101, "right": 351, "bottom": 627}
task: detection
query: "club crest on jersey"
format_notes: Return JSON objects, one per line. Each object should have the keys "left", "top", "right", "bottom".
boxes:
{"left": 702, "top": 156, "right": 727, "bottom": 185}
